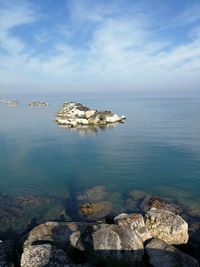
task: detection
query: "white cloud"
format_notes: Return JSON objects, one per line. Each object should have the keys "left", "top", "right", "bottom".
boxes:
{"left": 0, "top": 0, "right": 200, "bottom": 95}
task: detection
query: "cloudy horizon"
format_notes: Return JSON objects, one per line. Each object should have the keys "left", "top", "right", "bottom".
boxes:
{"left": 0, "top": 0, "right": 200, "bottom": 96}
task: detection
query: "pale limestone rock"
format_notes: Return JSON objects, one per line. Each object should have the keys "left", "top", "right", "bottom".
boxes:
{"left": 145, "top": 208, "right": 189, "bottom": 245}
{"left": 21, "top": 244, "right": 69, "bottom": 267}
{"left": 105, "top": 114, "right": 121, "bottom": 123}
{"left": 146, "top": 238, "right": 199, "bottom": 267}
{"left": 84, "top": 224, "right": 144, "bottom": 266}
{"left": 114, "top": 213, "right": 152, "bottom": 242}
{"left": 76, "top": 118, "right": 89, "bottom": 125}
{"left": 85, "top": 110, "right": 96, "bottom": 119}
{"left": 56, "top": 102, "right": 126, "bottom": 127}
{"left": 23, "top": 222, "right": 90, "bottom": 249}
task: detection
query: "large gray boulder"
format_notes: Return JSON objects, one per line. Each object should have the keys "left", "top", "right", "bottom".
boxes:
{"left": 21, "top": 244, "right": 69, "bottom": 267}
{"left": 145, "top": 208, "right": 189, "bottom": 245}
{"left": 83, "top": 224, "right": 144, "bottom": 266}
{"left": 114, "top": 213, "right": 152, "bottom": 242}
{"left": 23, "top": 221, "right": 90, "bottom": 250}
{"left": 145, "top": 238, "right": 199, "bottom": 267}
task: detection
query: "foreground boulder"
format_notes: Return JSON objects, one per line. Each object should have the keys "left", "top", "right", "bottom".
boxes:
{"left": 56, "top": 102, "right": 126, "bottom": 127}
{"left": 21, "top": 244, "right": 69, "bottom": 267}
{"left": 23, "top": 221, "right": 90, "bottom": 250}
{"left": 145, "top": 208, "right": 189, "bottom": 245}
{"left": 83, "top": 224, "right": 144, "bottom": 266}
{"left": 145, "top": 238, "right": 199, "bottom": 267}
{"left": 114, "top": 213, "right": 152, "bottom": 242}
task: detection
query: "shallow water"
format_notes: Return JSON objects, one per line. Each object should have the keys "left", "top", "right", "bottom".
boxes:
{"left": 0, "top": 96, "right": 200, "bottom": 235}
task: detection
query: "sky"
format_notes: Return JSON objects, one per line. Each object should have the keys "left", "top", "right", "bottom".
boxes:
{"left": 0, "top": 0, "right": 200, "bottom": 96}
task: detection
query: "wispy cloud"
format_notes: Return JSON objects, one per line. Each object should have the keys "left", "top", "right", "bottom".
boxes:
{"left": 0, "top": 0, "right": 200, "bottom": 95}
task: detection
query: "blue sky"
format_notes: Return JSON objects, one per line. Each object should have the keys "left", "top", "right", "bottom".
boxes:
{"left": 0, "top": 0, "right": 200, "bottom": 95}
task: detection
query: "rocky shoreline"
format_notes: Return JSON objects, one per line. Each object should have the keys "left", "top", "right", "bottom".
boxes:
{"left": 55, "top": 102, "right": 126, "bottom": 127}
{"left": 0, "top": 187, "right": 199, "bottom": 267}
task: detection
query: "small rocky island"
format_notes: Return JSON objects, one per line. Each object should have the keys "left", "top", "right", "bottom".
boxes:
{"left": 56, "top": 102, "right": 126, "bottom": 127}
{"left": 29, "top": 101, "right": 49, "bottom": 107}
{"left": 1, "top": 100, "right": 19, "bottom": 106}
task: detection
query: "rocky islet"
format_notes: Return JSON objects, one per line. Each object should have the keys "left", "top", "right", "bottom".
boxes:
{"left": 55, "top": 102, "right": 126, "bottom": 127}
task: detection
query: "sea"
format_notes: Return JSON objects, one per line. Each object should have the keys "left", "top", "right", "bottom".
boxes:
{"left": 0, "top": 95, "right": 200, "bottom": 237}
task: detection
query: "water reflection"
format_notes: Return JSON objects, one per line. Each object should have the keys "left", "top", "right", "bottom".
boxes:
{"left": 58, "top": 122, "right": 120, "bottom": 136}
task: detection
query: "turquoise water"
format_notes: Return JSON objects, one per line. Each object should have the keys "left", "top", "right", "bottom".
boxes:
{"left": 0, "top": 96, "right": 200, "bottom": 233}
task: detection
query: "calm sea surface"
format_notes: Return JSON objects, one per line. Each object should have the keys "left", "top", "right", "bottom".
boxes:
{"left": 0, "top": 96, "right": 200, "bottom": 235}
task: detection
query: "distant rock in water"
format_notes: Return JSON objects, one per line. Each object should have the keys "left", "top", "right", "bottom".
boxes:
{"left": 3, "top": 100, "right": 19, "bottom": 106}
{"left": 55, "top": 102, "right": 126, "bottom": 127}
{"left": 29, "top": 101, "right": 48, "bottom": 107}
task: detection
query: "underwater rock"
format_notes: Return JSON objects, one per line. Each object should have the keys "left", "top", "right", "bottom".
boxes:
{"left": 77, "top": 186, "right": 108, "bottom": 203}
{"left": 79, "top": 202, "right": 112, "bottom": 220}
{"left": 21, "top": 244, "right": 69, "bottom": 267}
{"left": 145, "top": 208, "right": 189, "bottom": 245}
{"left": 0, "top": 195, "right": 27, "bottom": 234}
{"left": 127, "top": 190, "right": 152, "bottom": 212}
{"left": 114, "top": 213, "right": 152, "bottom": 242}
{"left": 128, "top": 190, "right": 149, "bottom": 200}
{"left": 83, "top": 223, "right": 144, "bottom": 266}
{"left": 29, "top": 102, "right": 48, "bottom": 107}
{"left": 56, "top": 102, "right": 126, "bottom": 127}
{"left": 15, "top": 195, "right": 52, "bottom": 208}
{"left": 145, "top": 238, "right": 199, "bottom": 267}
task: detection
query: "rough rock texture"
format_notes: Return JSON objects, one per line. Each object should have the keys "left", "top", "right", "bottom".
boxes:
{"left": 83, "top": 224, "right": 144, "bottom": 266}
{"left": 77, "top": 186, "right": 108, "bottom": 202}
{"left": 21, "top": 244, "right": 69, "bottom": 267}
{"left": 23, "top": 221, "right": 90, "bottom": 250}
{"left": 56, "top": 102, "right": 126, "bottom": 127}
{"left": 79, "top": 201, "right": 112, "bottom": 220}
{"left": 145, "top": 196, "right": 182, "bottom": 214}
{"left": 145, "top": 208, "right": 189, "bottom": 245}
{"left": 145, "top": 238, "right": 199, "bottom": 267}
{"left": 114, "top": 213, "right": 152, "bottom": 242}
{"left": 0, "top": 240, "right": 14, "bottom": 267}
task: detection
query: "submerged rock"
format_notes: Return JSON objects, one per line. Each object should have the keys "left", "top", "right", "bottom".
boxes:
{"left": 84, "top": 224, "right": 144, "bottom": 266}
{"left": 145, "top": 208, "right": 189, "bottom": 245}
{"left": 79, "top": 202, "right": 112, "bottom": 220}
{"left": 56, "top": 102, "right": 126, "bottom": 127}
{"left": 145, "top": 238, "right": 199, "bottom": 267}
{"left": 77, "top": 186, "right": 108, "bottom": 203}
